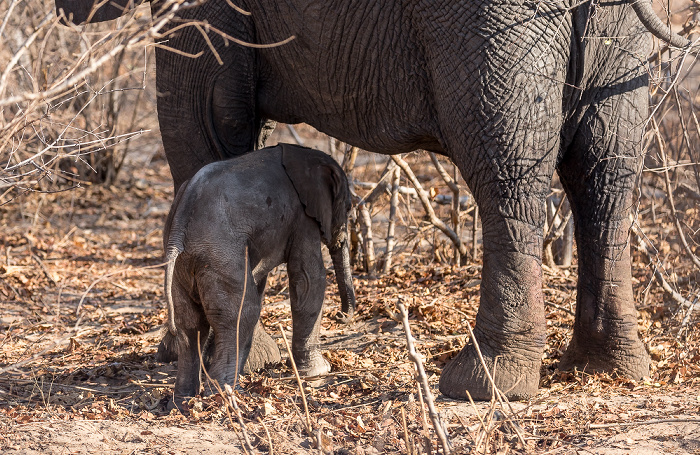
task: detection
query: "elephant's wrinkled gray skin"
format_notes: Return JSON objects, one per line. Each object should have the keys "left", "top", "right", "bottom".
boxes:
{"left": 54, "top": 0, "right": 684, "bottom": 400}
{"left": 162, "top": 144, "right": 355, "bottom": 401}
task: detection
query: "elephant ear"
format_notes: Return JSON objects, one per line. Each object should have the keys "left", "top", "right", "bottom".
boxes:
{"left": 281, "top": 143, "right": 350, "bottom": 246}
{"left": 55, "top": 0, "right": 143, "bottom": 25}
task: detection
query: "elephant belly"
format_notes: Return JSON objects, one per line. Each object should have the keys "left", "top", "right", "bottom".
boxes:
{"left": 252, "top": 1, "right": 444, "bottom": 155}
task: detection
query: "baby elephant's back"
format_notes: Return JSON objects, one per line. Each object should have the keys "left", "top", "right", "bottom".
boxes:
{"left": 182, "top": 146, "right": 314, "bottom": 268}
{"left": 191, "top": 146, "right": 302, "bottom": 232}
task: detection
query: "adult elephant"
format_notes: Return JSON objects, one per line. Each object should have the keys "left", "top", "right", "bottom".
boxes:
{"left": 54, "top": 0, "right": 688, "bottom": 400}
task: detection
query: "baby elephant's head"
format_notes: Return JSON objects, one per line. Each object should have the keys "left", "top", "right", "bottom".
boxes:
{"left": 281, "top": 144, "right": 352, "bottom": 250}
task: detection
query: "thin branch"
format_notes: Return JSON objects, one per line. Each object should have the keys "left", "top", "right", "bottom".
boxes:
{"left": 383, "top": 165, "right": 400, "bottom": 273}
{"left": 396, "top": 299, "right": 452, "bottom": 454}
{"left": 632, "top": 224, "right": 697, "bottom": 309}
{"left": 279, "top": 324, "right": 313, "bottom": 434}
{"left": 651, "top": 116, "right": 700, "bottom": 270}
{"left": 392, "top": 155, "right": 467, "bottom": 258}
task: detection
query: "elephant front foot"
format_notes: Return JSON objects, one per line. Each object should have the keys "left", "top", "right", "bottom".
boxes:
{"left": 243, "top": 323, "right": 282, "bottom": 373}
{"left": 559, "top": 332, "right": 650, "bottom": 379}
{"left": 292, "top": 350, "right": 331, "bottom": 378}
{"left": 439, "top": 338, "right": 542, "bottom": 401}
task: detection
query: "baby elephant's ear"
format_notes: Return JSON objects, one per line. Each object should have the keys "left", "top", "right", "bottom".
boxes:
{"left": 281, "top": 144, "right": 348, "bottom": 245}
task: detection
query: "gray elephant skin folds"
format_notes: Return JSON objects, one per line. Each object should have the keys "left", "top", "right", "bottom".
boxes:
{"left": 52, "top": 0, "right": 686, "bottom": 400}
{"left": 161, "top": 144, "right": 355, "bottom": 405}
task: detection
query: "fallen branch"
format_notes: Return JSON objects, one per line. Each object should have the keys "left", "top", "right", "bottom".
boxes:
{"left": 396, "top": 299, "right": 452, "bottom": 454}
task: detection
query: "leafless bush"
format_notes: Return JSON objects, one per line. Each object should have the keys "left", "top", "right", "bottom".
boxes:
{"left": 0, "top": 0, "right": 172, "bottom": 206}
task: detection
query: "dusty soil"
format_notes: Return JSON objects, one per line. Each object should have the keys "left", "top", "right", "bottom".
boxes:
{"left": 0, "top": 126, "right": 699, "bottom": 454}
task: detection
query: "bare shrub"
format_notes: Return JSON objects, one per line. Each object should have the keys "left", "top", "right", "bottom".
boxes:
{"left": 0, "top": 0, "right": 165, "bottom": 206}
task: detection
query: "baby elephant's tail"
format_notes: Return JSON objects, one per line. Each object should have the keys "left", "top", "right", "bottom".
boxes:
{"left": 164, "top": 246, "right": 181, "bottom": 337}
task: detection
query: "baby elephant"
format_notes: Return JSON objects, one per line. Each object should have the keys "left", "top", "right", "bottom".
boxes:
{"left": 163, "top": 143, "right": 355, "bottom": 401}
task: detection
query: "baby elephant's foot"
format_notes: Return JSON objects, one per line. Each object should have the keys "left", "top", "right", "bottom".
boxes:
{"left": 292, "top": 351, "right": 331, "bottom": 378}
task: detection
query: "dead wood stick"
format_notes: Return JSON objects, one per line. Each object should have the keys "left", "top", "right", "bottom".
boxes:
{"left": 342, "top": 146, "right": 358, "bottom": 175}
{"left": 451, "top": 164, "right": 461, "bottom": 266}
{"left": 414, "top": 378, "right": 432, "bottom": 454}
{"left": 428, "top": 152, "right": 460, "bottom": 194}
{"left": 465, "top": 391, "right": 488, "bottom": 435}
{"left": 197, "top": 333, "right": 254, "bottom": 454}
{"left": 392, "top": 155, "right": 467, "bottom": 258}
{"left": 397, "top": 300, "right": 452, "bottom": 454}
{"left": 223, "top": 384, "right": 256, "bottom": 454}
{"left": 679, "top": 297, "right": 699, "bottom": 333}
{"left": 463, "top": 321, "right": 527, "bottom": 447}
{"left": 401, "top": 406, "right": 413, "bottom": 455}
{"left": 590, "top": 417, "right": 700, "bottom": 430}
{"left": 429, "top": 152, "right": 465, "bottom": 265}
{"left": 383, "top": 165, "right": 401, "bottom": 273}
{"left": 286, "top": 124, "right": 304, "bottom": 146}
{"left": 279, "top": 324, "right": 313, "bottom": 434}
{"left": 358, "top": 202, "right": 375, "bottom": 272}
{"left": 356, "top": 160, "right": 400, "bottom": 204}
{"left": 258, "top": 418, "right": 274, "bottom": 455}
{"left": 543, "top": 196, "right": 572, "bottom": 251}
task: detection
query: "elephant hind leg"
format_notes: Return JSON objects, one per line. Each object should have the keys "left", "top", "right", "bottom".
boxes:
{"left": 155, "top": 330, "right": 178, "bottom": 363}
{"left": 243, "top": 274, "right": 282, "bottom": 374}
{"left": 198, "top": 265, "right": 262, "bottom": 393}
{"left": 557, "top": 90, "right": 650, "bottom": 379}
{"left": 171, "top": 278, "right": 209, "bottom": 407}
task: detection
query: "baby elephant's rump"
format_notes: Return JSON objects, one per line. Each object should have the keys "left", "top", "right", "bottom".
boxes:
{"left": 162, "top": 143, "right": 355, "bottom": 404}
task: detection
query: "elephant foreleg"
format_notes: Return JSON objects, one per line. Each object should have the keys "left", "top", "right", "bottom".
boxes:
{"left": 287, "top": 232, "right": 331, "bottom": 377}
{"left": 439, "top": 214, "right": 549, "bottom": 400}
{"left": 434, "top": 15, "right": 567, "bottom": 399}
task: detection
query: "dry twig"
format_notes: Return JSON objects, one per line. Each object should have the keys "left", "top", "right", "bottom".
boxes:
{"left": 396, "top": 299, "right": 452, "bottom": 454}
{"left": 279, "top": 323, "right": 313, "bottom": 434}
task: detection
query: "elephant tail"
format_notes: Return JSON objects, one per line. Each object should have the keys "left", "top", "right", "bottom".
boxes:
{"left": 163, "top": 177, "right": 194, "bottom": 338}
{"left": 164, "top": 246, "right": 181, "bottom": 337}
{"left": 631, "top": 0, "right": 690, "bottom": 48}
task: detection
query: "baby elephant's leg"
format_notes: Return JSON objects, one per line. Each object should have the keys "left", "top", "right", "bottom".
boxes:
{"left": 172, "top": 279, "right": 209, "bottom": 406}
{"left": 199, "top": 266, "right": 261, "bottom": 392}
{"left": 287, "top": 235, "right": 331, "bottom": 377}
{"left": 244, "top": 274, "right": 282, "bottom": 373}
